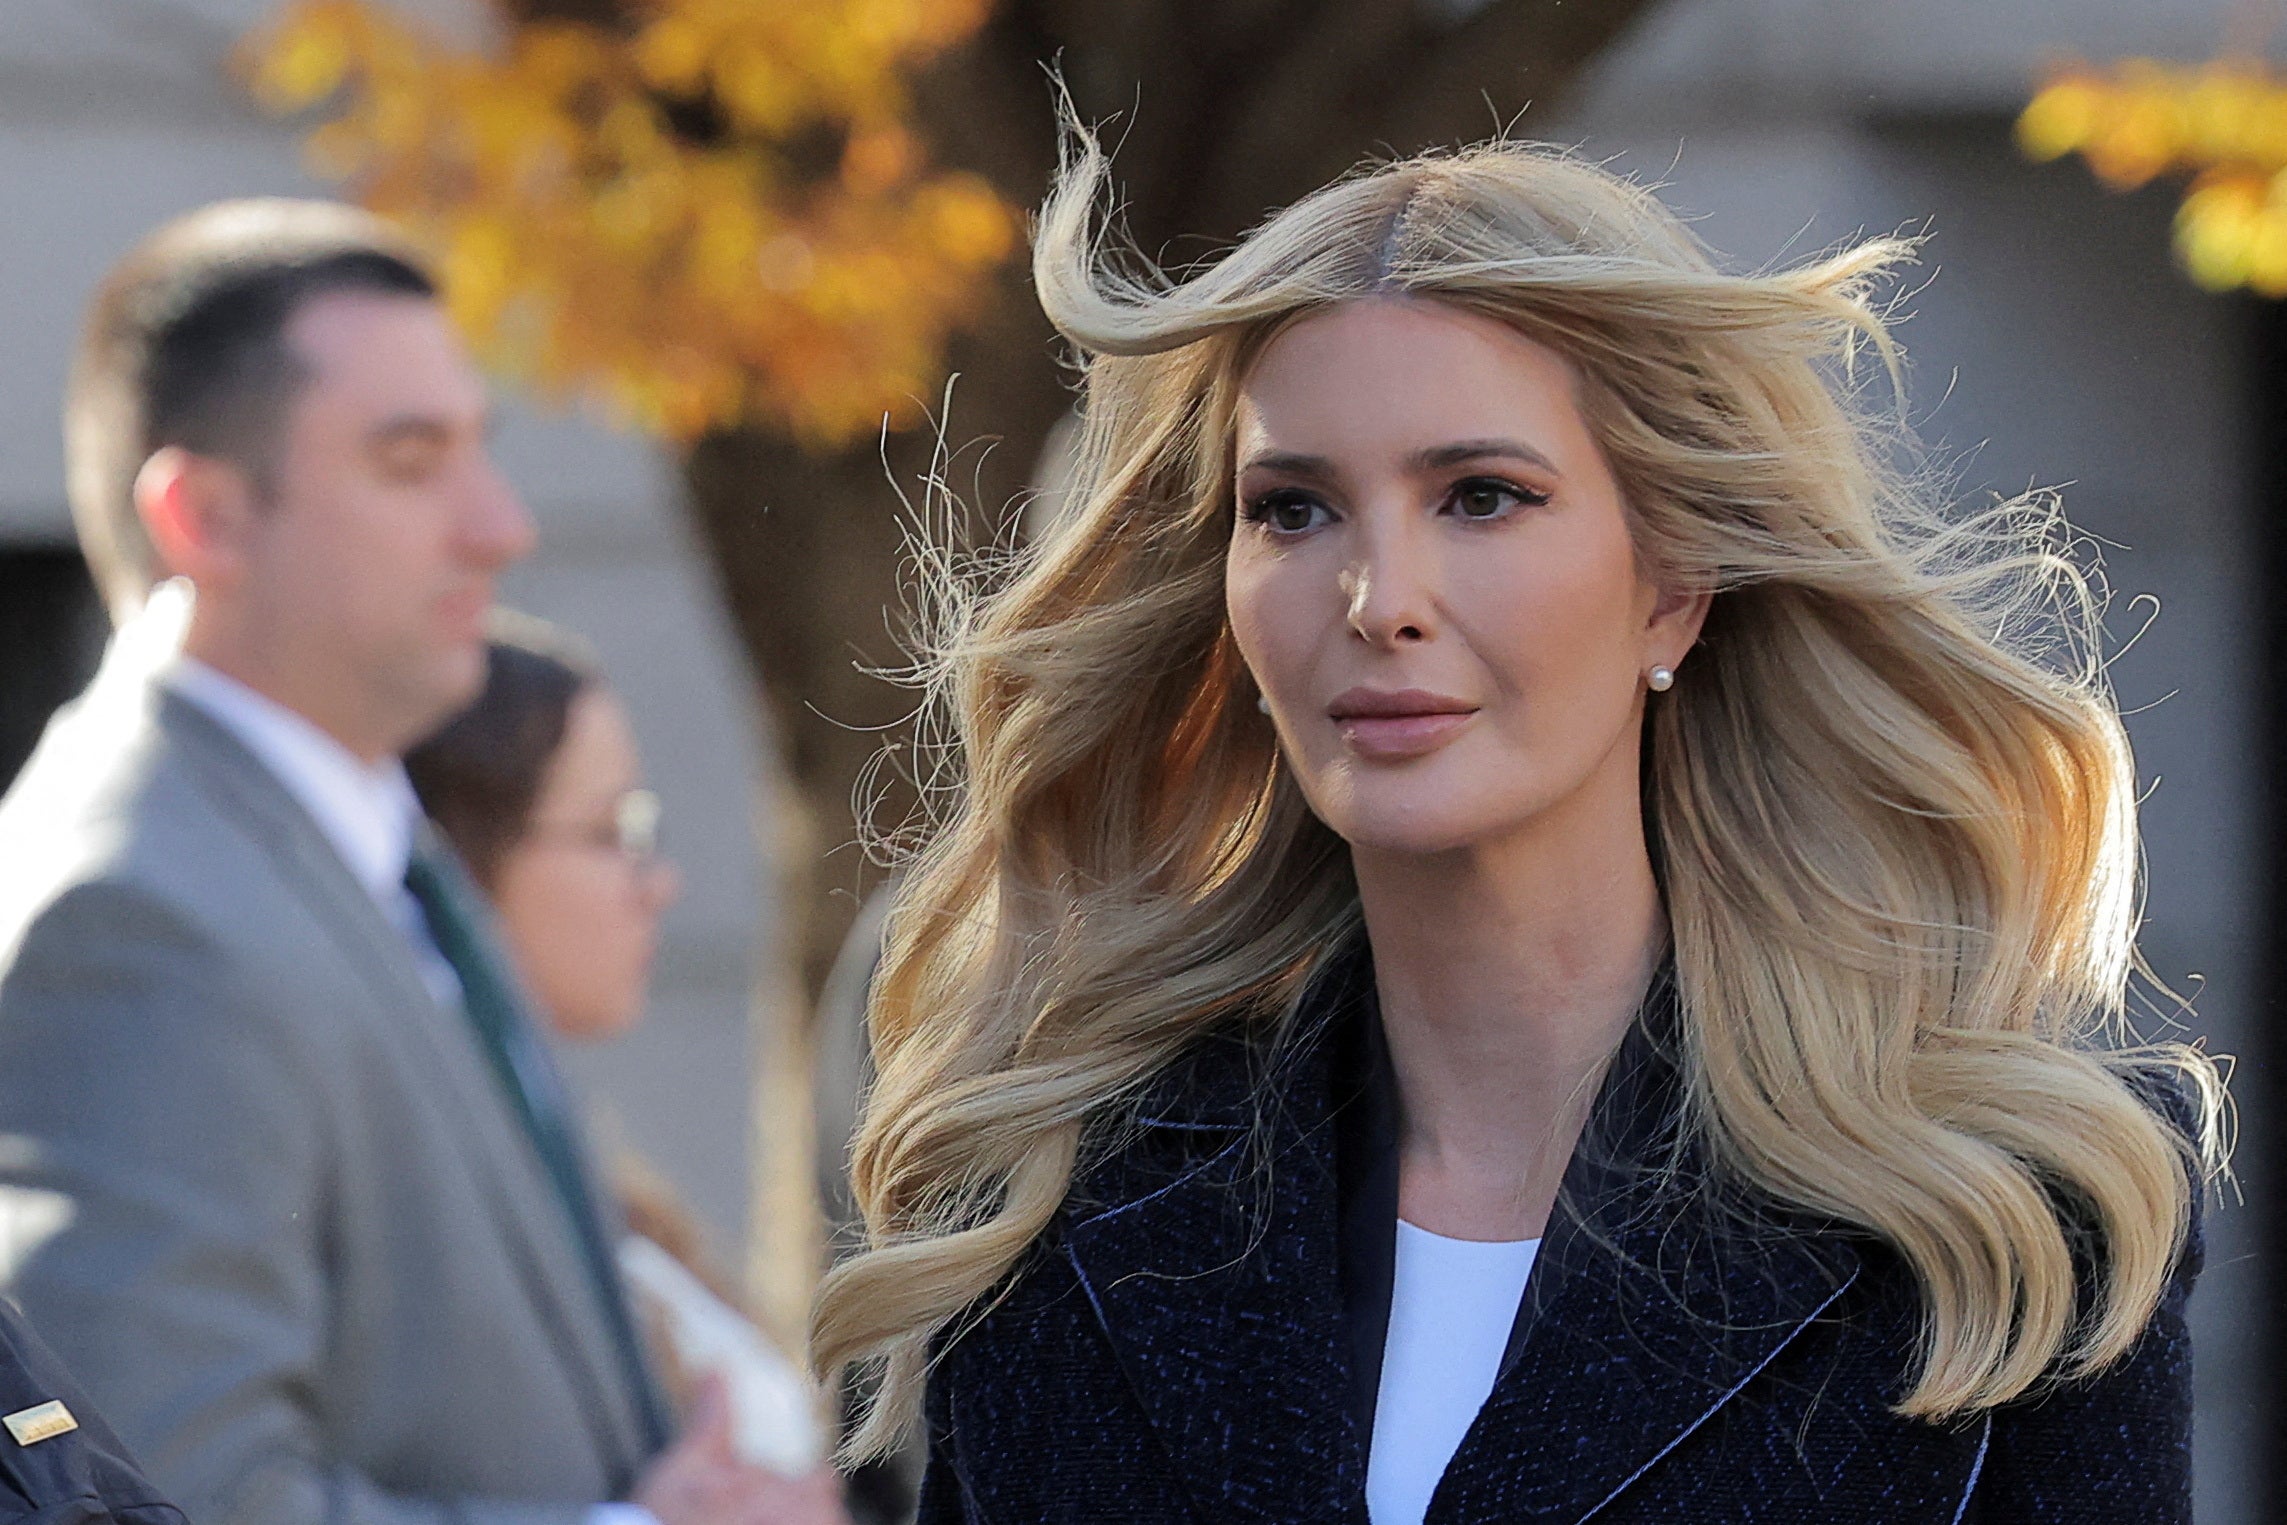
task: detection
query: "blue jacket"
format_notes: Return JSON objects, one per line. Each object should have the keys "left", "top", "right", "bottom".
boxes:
{"left": 916, "top": 951, "right": 2199, "bottom": 1523}
{"left": 0, "top": 1296, "right": 186, "bottom": 1525}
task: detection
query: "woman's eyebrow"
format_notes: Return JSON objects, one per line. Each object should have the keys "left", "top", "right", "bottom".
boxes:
{"left": 1410, "top": 438, "right": 1561, "bottom": 475}
{"left": 1237, "top": 439, "right": 1562, "bottom": 481}
{"left": 1236, "top": 449, "right": 1339, "bottom": 483}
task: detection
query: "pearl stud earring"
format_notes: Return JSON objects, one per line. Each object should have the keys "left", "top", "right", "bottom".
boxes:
{"left": 1256, "top": 693, "right": 1273, "bottom": 714}
{"left": 1647, "top": 665, "right": 1676, "bottom": 693}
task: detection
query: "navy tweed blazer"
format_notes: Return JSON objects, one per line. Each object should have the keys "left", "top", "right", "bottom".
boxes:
{"left": 916, "top": 951, "right": 2200, "bottom": 1523}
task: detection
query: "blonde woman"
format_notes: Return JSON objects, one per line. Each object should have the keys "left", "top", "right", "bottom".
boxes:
{"left": 812, "top": 132, "right": 2223, "bottom": 1524}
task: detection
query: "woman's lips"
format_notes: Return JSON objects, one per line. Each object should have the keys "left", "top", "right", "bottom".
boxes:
{"left": 1327, "top": 689, "right": 1479, "bottom": 761}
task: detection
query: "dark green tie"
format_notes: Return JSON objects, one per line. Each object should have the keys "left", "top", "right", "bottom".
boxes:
{"left": 403, "top": 845, "right": 671, "bottom": 1454}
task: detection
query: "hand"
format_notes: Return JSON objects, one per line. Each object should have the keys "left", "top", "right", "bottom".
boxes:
{"left": 633, "top": 1376, "right": 851, "bottom": 1525}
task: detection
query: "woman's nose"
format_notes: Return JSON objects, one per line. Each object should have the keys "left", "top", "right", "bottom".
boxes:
{"left": 1341, "top": 531, "right": 1436, "bottom": 647}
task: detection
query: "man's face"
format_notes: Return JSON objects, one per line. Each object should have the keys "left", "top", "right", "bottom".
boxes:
{"left": 238, "top": 291, "right": 535, "bottom": 756}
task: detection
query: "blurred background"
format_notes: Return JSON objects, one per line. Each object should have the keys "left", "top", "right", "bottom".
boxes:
{"left": 0, "top": 1, "right": 2277, "bottom": 1517}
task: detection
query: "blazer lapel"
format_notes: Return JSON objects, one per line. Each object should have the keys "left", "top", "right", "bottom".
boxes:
{"left": 160, "top": 693, "right": 654, "bottom": 1475}
{"left": 1434, "top": 1015, "right": 1862, "bottom": 1523}
{"left": 1064, "top": 1017, "right": 1368, "bottom": 1524}
{"left": 1437, "top": 1199, "right": 1860, "bottom": 1522}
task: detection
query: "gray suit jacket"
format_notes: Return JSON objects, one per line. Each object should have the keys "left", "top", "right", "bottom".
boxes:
{"left": 0, "top": 659, "right": 661, "bottom": 1525}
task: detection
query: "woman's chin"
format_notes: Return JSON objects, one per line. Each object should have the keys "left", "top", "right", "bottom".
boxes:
{"left": 1321, "top": 803, "right": 1513, "bottom": 860}
{"left": 1304, "top": 751, "right": 1589, "bottom": 862}
{"left": 548, "top": 998, "right": 646, "bottom": 1045}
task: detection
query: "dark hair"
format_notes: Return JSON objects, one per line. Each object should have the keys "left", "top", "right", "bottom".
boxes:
{"left": 66, "top": 198, "right": 437, "bottom": 619}
{"left": 406, "top": 614, "right": 602, "bottom": 891}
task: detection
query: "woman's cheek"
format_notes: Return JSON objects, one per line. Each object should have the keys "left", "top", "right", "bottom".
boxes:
{"left": 1227, "top": 575, "right": 1302, "bottom": 711}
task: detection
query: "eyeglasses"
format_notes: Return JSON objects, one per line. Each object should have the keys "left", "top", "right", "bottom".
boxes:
{"left": 523, "top": 789, "right": 663, "bottom": 864}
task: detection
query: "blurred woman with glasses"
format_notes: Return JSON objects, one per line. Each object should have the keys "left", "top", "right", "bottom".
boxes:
{"left": 406, "top": 616, "right": 680, "bottom": 1044}
{"left": 409, "top": 617, "right": 848, "bottom": 1514}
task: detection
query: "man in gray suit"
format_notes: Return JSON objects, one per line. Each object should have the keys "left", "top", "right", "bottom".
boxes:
{"left": 0, "top": 201, "right": 843, "bottom": 1525}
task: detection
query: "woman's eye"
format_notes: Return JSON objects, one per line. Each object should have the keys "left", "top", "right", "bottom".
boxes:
{"left": 1448, "top": 478, "right": 1547, "bottom": 520}
{"left": 1246, "top": 491, "right": 1328, "bottom": 534}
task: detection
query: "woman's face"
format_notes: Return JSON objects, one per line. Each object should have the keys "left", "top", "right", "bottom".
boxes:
{"left": 492, "top": 687, "right": 681, "bottom": 1042}
{"left": 1225, "top": 299, "right": 1705, "bottom": 858}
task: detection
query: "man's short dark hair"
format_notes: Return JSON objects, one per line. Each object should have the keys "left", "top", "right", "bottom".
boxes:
{"left": 65, "top": 199, "right": 437, "bottom": 620}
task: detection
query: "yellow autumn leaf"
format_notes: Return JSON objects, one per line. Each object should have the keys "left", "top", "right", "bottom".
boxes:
{"left": 693, "top": 201, "right": 765, "bottom": 297}
{"left": 2176, "top": 175, "right": 2262, "bottom": 289}
{"left": 2017, "top": 77, "right": 2105, "bottom": 161}
{"left": 631, "top": 15, "right": 711, "bottom": 95}
{"left": 918, "top": 175, "right": 1016, "bottom": 265}
{"left": 442, "top": 214, "right": 520, "bottom": 330}
{"left": 2252, "top": 95, "right": 2287, "bottom": 168}
{"left": 714, "top": 41, "right": 805, "bottom": 137}
{"left": 515, "top": 26, "right": 612, "bottom": 96}
{"left": 2180, "top": 67, "right": 2261, "bottom": 162}
{"left": 244, "top": 4, "right": 360, "bottom": 110}
{"left": 2244, "top": 203, "right": 2287, "bottom": 297}
{"left": 843, "top": 123, "right": 917, "bottom": 196}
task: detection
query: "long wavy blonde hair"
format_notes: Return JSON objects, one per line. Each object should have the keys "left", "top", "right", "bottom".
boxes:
{"left": 811, "top": 129, "right": 2224, "bottom": 1456}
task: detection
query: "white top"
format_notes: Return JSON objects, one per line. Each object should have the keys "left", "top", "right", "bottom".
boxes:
{"left": 165, "top": 657, "right": 459, "bottom": 1007}
{"left": 1366, "top": 1222, "right": 1541, "bottom": 1525}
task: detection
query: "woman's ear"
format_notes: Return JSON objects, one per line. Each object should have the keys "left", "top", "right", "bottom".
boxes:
{"left": 1646, "top": 581, "right": 1713, "bottom": 670}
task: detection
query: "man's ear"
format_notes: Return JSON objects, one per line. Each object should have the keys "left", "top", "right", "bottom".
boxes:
{"left": 134, "top": 447, "right": 261, "bottom": 594}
